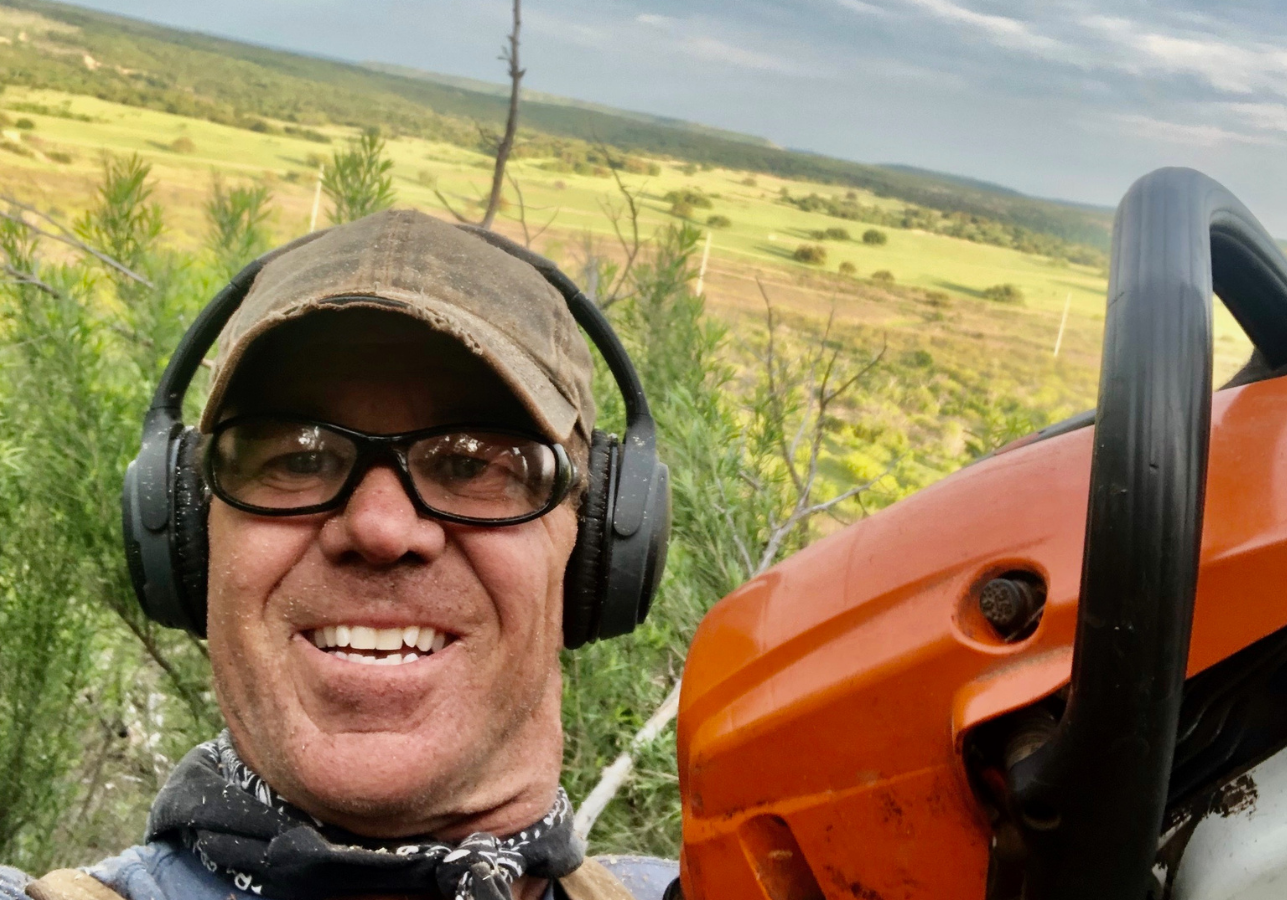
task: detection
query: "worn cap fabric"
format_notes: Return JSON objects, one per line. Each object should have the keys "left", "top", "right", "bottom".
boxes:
{"left": 198, "top": 209, "right": 596, "bottom": 443}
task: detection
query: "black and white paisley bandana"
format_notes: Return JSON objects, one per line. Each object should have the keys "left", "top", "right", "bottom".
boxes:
{"left": 146, "top": 732, "right": 584, "bottom": 899}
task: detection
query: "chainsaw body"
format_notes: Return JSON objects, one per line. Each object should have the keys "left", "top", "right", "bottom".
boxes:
{"left": 676, "top": 169, "right": 1287, "bottom": 899}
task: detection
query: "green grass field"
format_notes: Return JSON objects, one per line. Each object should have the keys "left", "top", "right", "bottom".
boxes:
{"left": 0, "top": 84, "right": 1256, "bottom": 513}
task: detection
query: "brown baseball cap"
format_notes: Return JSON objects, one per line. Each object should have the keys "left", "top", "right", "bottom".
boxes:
{"left": 199, "top": 209, "right": 596, "bottom": 444}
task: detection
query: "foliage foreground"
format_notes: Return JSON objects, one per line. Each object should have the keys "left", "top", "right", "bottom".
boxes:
{"left": 0, "top": 154, "right": 897, "bottom": 868}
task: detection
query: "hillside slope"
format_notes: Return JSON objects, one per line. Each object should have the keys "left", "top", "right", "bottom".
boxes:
{"left": 0, "top": 0, "right": 1111, "bottom": 250}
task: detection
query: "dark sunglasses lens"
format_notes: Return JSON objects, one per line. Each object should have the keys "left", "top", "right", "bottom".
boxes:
{"left": 210, "top": 420, "right": 356, "bottom": 511}
{"left": 407, "top": 431, "right": 558, "bottom": 521}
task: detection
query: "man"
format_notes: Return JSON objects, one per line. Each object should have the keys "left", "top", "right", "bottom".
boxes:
{"left": 0, "top": 211, "right": 676, "bottom": 900}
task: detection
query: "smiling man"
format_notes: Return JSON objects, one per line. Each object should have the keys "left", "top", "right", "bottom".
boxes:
{"left": 0, "top": 211, "right": 674, "bottom": 900}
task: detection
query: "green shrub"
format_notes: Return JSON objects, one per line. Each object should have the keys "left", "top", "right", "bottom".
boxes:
{"left": 205, "top": 174, "right": 273, "bottom": 279}
{"left": 862, "top": 228, "right": 888, "bottom": 245}
{"left": 169, "top": 136, "right": 196, "bottom": 154}
{"left": 14, "top": 118, "right": 34, "bottom": 130}
{"left": 982, "top": 283, "right": 1025, "bottom": 304}
{"left": 284, "top": 125, "right": 331, "bottom": 143}
{"left": 670, "top": 200, "right": 693, "bottom": 219}
{"left": 623, "top": 157, "right": 661, "bottom": 176}
{"left": 46, "top": 149, "right": 74, "bottom": 164}
{"left": 871, "top": 269, "right": 894, "bottom": 283}
{"left": 902, "top": 348, "right": 934, "bottom": 368}
{"left": 0, "top": 141, "right": 34, "bottom": 158}
{"left": 838, "top": 261, "right": 856, "bottom": 276}
{"left": 679, "top": 162, "right": 697, "bottom": 176}
{"left": 663, "top": 188, "right": 713, "bottom": 210}
{"left": 793, "top": 243, "right": 827, "bottom": 265}
{"left": 706, "top": 214, "right": 731, "bottom": 229}
{"left": 807, "top": 227, "right": 851, "bottom": 241}
{"left": 322, "top": 128, "right": 395, "bottom": 224}
{"left": 924, "top": 290, "right": 950, "bottom": 306}
{"left": 741, "top": 176, "right": 757, "bottom": 187}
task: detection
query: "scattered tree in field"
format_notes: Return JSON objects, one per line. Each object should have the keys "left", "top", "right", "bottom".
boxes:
{"left": 706, "top": 214, "right": 731, "bottom": 229}
{"left": 15, "top": 118, "right": 34, "bottom": 130}
{"left": 169, "top": 136, "right": 196, "bottom": 154}
{"left": 810, "top": 227, "right": 850, "bottom": 241}
{"left": 924, "top": 290, "right": 950, "bottom": 306}
{"left": 663, "top": 188, "right": 713, "bottom": 210}
{"left": 741, "top": 176, "right": 757, "bottom": 187}
{"left": 669, "top": 200, "right": 693, "bottom": 219}
{"left": 862, "top": 228, "right": 887, "bottom": 245}
{"left": 982, "top": 283, "right": 1025, "bottom": 304}
{"left": 871, "top": 269, "right": 894, "bottom": 283}
{"left": 679, "top": 162, "right": 697, "bottom": 176}
{"left": 205, "top": 174, "right": 273, "bottom": 279}
{"left": 838, "top": 261, "right": 856, "bottom": 276}
{"left": 322, "top": 129, "right": 395, "bottom": 224}
{"left": 793, "top": 243, "right": 827, "bottom": 264}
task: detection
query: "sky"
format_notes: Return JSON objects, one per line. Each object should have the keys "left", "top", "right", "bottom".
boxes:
{"left": 67, "top": 0, "right": 1287, "bottom": 232}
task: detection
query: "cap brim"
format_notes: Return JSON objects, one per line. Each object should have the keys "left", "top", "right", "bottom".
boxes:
{"left": 198, "top": 293, "right": 580, "bottom": 442}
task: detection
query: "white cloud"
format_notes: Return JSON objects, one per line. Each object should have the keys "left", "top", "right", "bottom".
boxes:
{"left": 891, "top": 0, "right": 1062, "bottom": 55}
{"left": 1219, "top": 102, "right": 1287, "bottom": 134}
{"left": 1113, "top": 113, "right": 1275, "bottom": 148}
{"left": 831, "top": 0, "right": 888, "bottom": 17}
{"left": 1080, "top": 15, "right": 1287, "bottom": 98}
{"left": 632, "top": 13, "right": 806, "bottom": 74}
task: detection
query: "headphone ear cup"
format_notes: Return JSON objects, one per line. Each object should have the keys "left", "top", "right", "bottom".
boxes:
{"left": 170, "top": 428, "right": 210, "bottom": 638}
{"left": 563, "top": 429, "right": 616, "bottom": 650}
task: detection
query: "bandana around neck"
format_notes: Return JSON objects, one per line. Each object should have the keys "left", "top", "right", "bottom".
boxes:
{"left": 145, "top": 732, "right": 585, "bottom": 900}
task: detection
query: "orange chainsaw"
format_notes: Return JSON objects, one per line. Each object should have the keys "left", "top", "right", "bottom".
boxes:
{"left": 676, "top": 167, "right": 1287, "bottom": 900}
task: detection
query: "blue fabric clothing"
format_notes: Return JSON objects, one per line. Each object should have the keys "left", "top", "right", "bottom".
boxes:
{"left": 0, "top": 842, "right": 676, "bottom": 900}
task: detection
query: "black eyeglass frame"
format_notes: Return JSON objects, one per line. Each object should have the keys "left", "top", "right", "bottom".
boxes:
{"left": 203, "top": 413, "right": 577, "bottom": 526}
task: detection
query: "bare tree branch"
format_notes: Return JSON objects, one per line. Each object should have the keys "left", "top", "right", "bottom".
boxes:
{"left": 0, "top": 197, "right": 154, "bottom": 287}
{"left": 572, "top": 679, "right": 682, "bottom": 841}
{"left": 504, "top": 172, "right": 559, "bottom": 248}
{"left": 2, "top": 263, "right": 64, "bottom": 298}
{"left": 432, "top": 188, "right": 476, "bottom": 224}
{"left": 757, "top": 278, "right": 804, "bottom": 494}
{"left": 592, "top": 140, "right": 648, "bottom": 309}
{"left": 480, "top": 0, "right": 524, "bottom": 230}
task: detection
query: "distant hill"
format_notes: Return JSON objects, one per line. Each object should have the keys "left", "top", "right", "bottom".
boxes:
{"left": 0, "top": 0, "right": 1112, "bottom": 250}
{"left": 361, "top": 61, "right": 779, "bottom": 149}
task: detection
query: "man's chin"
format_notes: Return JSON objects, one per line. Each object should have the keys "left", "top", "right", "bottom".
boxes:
{"left": 277, "top": 731, "right": 471, "bottom": 835}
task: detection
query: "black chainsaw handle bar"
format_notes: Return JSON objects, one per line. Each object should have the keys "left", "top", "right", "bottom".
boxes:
{"left": 1007, "top": 168, "right": 1287, "bottom": 900}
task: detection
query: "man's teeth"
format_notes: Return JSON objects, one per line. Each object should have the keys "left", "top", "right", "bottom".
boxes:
{"left": 309, "top": 624, "right": 448, "bottom": 665}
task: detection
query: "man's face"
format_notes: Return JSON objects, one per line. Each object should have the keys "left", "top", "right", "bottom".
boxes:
{"left": 205, "top": 310, "right": 577, "bottom": 839}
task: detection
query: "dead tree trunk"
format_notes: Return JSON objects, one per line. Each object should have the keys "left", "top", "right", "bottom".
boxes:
{"left": 481, "top": 0, "right": 523, "bottom": 230}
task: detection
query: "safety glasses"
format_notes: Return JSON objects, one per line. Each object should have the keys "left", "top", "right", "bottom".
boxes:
{"left": 205, "top": 414, "right": 574, "bottom": 525}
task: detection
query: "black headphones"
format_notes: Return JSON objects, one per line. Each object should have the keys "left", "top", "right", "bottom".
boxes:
{"left": 121, "top": 226, "right": 670, "bottom": 649}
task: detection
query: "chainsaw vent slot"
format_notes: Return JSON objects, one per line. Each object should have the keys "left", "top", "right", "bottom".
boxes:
{"left": 738, "top": 814, "right": 824, "bottom": 900}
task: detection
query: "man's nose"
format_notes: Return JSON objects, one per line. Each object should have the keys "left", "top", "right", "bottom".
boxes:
{"left": 319, "top": 465, "right": 446, "bottom": 565}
